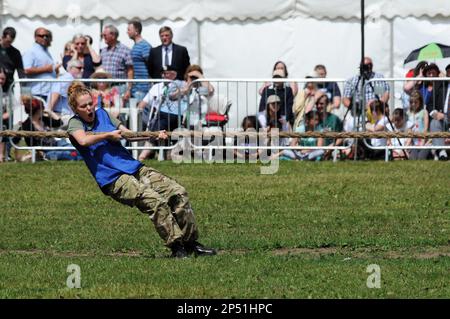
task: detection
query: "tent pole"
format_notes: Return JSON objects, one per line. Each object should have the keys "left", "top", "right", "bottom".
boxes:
{"left": 355, "top": 0, "right": 365, "bottom": 161}
{"left": 197, "top": 20, "right": 202, "bottom": 66}
{"left": 99, "top": 19, "right": 104, "bottom": 45}
{"left": 361, "top": 0, "right": 365, "bottom": 73}
{"left": 0, "top": 0, "right": 3, "bottom": 31}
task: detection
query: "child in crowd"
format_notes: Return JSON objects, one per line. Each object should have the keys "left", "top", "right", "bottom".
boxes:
{"left": 234, "top": 115, "right": 259, "bottom": 161}
{"left": 282, "top": 110, "right": 324, "bottom": 161}
{"left": 365, "top": 100, "right": 389, "bottom": 159}
{"left": 387, "top": 108, "right": 413, "bottom": 160}
{"left": 407, "top": 90, "right": 431, "bottom": 160}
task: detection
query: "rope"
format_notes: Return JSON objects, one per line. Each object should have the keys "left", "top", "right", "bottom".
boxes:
{"left": 1, "top": 130, "right": 450, "bottom": 139}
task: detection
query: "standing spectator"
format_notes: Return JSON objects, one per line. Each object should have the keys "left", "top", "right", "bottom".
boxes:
{"left": 258, "top": 61, "right": 298, "bottom": 96}
{"left": 258, "top": 69, "right": 294, "bottom": 127}
{"left": 47, "top": 59, "right": 84, "bottom": 126}
{"left": 408, "top": 90, "right": 430, "bottom": 160}
{"left": 402, "top": 61, "right": 428, "bottom": 111}
{"left": 22, "top": 28, "right": 60, "bottom": 101}
{"left": 0, "top": 68, "right": 9, "bottom": 162}
{"left": 424, "top": 63, "right": 449, "bottom": 161}
{"left": 314, "top": 64, "right": 341, "bottom": 111}
{"left": 127, "top": 20, "right": 152, "bottom": 102}
{"left": 147, "top": 26, "right": 190, "bottom": 81}
{"left": 100, "top": 25, "right": 133, "bottom": 103}
{"left": 343, "top": 57, "right": 390, "bottom": 116}
{"left": 0, "top": 26, "right": 25, "bottom": 93}
{"left": 63, "top": 34, "right": 101, "bottom": 79}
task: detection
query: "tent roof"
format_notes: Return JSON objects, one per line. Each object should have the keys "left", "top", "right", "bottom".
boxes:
{"left": 3, "top": 0, "right": 450, "bottom": 21}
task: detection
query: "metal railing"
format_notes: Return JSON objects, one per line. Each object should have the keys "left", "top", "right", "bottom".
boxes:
{"left": 361, "top": 77, "right": 450, "bottom": 161}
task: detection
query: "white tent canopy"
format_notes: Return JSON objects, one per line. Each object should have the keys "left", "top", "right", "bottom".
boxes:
{"left": 4, "top": 0, "right": 450, "bottom": 20}
{"left": 2, "top": 0, "right": 450, "bottom": 116}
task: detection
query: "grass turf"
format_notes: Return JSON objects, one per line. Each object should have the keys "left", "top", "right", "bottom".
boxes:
{"left": 0, "top": 160, "right": 448, "bottom": 298}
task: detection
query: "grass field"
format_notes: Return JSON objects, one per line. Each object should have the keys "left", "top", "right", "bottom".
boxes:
{"left": 0, "top": 160, "right": 449, "bottom": 298}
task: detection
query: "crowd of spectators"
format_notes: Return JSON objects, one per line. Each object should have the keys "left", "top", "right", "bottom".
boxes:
{"left": 0, "top": 22, "right": 448, "bottom": 163}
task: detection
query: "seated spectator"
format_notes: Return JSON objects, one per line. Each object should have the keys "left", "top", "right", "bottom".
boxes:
{"left": 258, "top": 69, "right": 294, "bottom": 126}
{"left": 14, "top": 96, "right": 81, "bottom": 161}
{"left": 292, "top": 77, "right": 317, "bottom": 130}
{"left": 387, "top": 108, "right": 413, "bottom": 160}
{"left": 47, "top": 59, "right": 84, "bottom": 127}
{"left": 258, "top": 94, "right": 291, "bottom": 159}
{"left": 0, "top": 68, "right": 9, "bottom": 162}
{"left": 137, "top": 65, "right": 186, "bottom": 161}
{"left": 314, "top": 91, "right": 343, "bottom": 159}
{"left": 180, "top": 64, "right": 215, "bottom": 129}
{"left": 234, "top": 115, "right": 259, "bottom": 161}
{"left": 90, "top": 68, "right": 120, "bottom": 117}
{"left": 282, "top": 110, "right": 324, "bottom": 161}
{"left": 63, "top": 34, "right": 101, "bottom": 78}
{"left": 365, "top": 100, "right": 389, "bottom": 159}
{"left": 314, "top": 64, "right": 342, "bottom": 112}
{"left": 407, "top": 90, "right": 430, "bottom": 160}
{"left": 259, "top": 61, "right": 298, "bottom": 96}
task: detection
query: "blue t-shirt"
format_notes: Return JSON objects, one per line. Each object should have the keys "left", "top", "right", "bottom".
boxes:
{"left": 131, "top": 39, "right": 152, "bottom": 95}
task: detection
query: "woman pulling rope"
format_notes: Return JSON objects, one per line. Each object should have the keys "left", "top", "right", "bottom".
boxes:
{"left": 66, "top": 81, "right": 216, "bottom": 258}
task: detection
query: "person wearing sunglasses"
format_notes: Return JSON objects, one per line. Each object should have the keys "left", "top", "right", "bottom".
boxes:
{"left": 62, "top": 34, "right": 101, "bottom": 79}
{"left": 22, "top": 27, "right": 61, "bottom": 101}
{"left": 47, "top": 59, "right": 84, "bottom": 127}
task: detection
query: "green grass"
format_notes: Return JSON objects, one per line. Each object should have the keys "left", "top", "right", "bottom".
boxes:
{"left": 0, "top": 161, "right": 449, "bottom": 298}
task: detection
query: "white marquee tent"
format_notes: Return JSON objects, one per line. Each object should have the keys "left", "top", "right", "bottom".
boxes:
{"left": 1, "top": 0, "right": 450, "bottom": 118}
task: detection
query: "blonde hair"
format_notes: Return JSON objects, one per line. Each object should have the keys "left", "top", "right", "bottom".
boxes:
{"left": 68, "top": 81, "right": 91, "bottom": 112}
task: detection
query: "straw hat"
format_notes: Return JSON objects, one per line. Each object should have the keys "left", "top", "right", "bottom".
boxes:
{"left": 90, "top": 67, "right": 112, "bottom": 79}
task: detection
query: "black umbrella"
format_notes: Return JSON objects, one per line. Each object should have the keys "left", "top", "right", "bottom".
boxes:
{"left": 404, "top": 42, "right": 450, "bottom": 66}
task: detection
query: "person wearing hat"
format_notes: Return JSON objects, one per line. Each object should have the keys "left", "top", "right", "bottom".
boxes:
{"left": 258, "top": 61, "right": 299, "bottom": 97}
{"left": 136, "top": 64, "right": 186, "bottom": 160}
{"left": 90, "top": 68, "right": 120, "bottom": 113}
{"left": 258, "top": 69, "right": 294, "bottom": 127}
{"left": 259, "top": 94, "right": 291, "bottom": 132}
{"left": 258, "top": 94, "right": 292, "bottom": 160}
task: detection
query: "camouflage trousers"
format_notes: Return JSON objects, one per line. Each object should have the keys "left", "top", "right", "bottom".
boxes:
{"left": 105, "top": 166, "right": 199, "bottom": 247}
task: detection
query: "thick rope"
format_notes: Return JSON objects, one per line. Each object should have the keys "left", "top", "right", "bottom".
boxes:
{"left": 1, "top": 130, "right": 450, "bottom": 139}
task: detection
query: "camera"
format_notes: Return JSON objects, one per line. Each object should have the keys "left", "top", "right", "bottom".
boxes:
{"left": 189, "top": 75, "right": 199, "bottom": 81}
{"left": 360, "top": 63, "right": 373, "bottom": 79}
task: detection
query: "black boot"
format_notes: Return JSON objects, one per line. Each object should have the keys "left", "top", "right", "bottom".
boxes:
{"left": 185, "top": 241, "right": 217, "bottom": 257}
{"left": 170, "top": 242, "right": 188, "bottom": 258}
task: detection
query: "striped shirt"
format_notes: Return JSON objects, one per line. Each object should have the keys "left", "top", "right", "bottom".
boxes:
{"left": 131, "top": 39, "right": 151, "bottom": 95}
{"left": 343, "top": 72, "right": 390, "bottom": 104}
{"left": 100, "top": 42, "right": 133, "bottom": 79}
